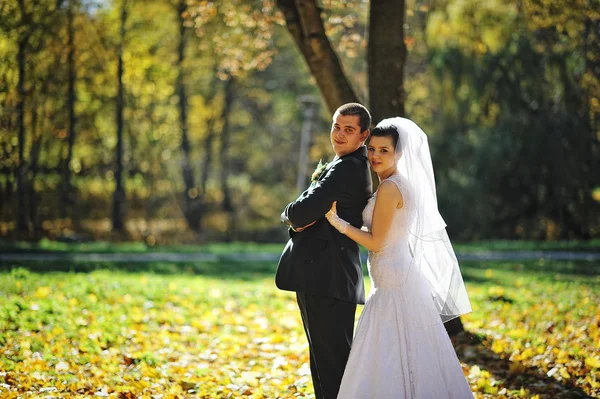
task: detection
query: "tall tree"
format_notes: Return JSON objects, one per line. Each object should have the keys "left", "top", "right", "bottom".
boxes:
{"left": 199, "top": 69, "right": 220, "bottom": 198}
{"left": 219, "top": 77, "right": 236, "bottom": 240}
{"left": 276, "top": 0, "right": 408, "bottom": 121}
{"left": 112, "top": 0, "right": 127, "bottom": 231}
{"left": 16, "top": 6, "right": 28, "bottom": 235}
{"left": 174, "top": 0, "right": 203, "bottom": 231}
{"left": 368, "top": 0, "right": 406, "bottom": 122}
{"left": 183, "top": 0, "right": 280, "bottom": 234}
{"left": 276, "top": 0, "right": 360, "bottom": 112}
{"left": 27, "top": 99, "right": 42, "bottom": 235}
{"left": 7, "top": 0, "right": 66, "bottom": 236}
{"left": 425, "top": 0, "right": 599, "bottom": 240}
{"left": 15, "top": 0, "right": 33, "bottom": 236}
{"left": 62, "top": 0, "right": 78, "bottom": 217}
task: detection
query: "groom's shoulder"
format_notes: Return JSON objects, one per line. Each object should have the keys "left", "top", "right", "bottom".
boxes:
{"left": 325, "top": 148, "right": 368, "bottom": 178}
{"left": 341, "top": 149, "right": 369, "bottom": 170}
{"left": 323, "top": 158, "right": 368, "bottom": 188}
{"left": 330, "top": 156, "right": 365, "bottom": 176}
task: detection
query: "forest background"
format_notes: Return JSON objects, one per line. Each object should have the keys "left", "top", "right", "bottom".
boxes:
{"left": 1, "top": 0, "right": 598, "bottom": 246}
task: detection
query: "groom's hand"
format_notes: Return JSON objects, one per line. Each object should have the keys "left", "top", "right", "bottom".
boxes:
{"left": 281, "top": 211, "right": 316, "bottom": 232}
{"left": 293, "top": 221, "right": 316, "bottom": 232}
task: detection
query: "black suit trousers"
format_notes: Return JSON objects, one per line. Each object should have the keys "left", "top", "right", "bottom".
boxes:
{"left": 296, "top": 292, "right": 357, "bottom": 399}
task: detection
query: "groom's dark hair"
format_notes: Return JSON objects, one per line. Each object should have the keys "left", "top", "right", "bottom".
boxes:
{"left": 334, "top": 103, "right": 371, "bottom": 133}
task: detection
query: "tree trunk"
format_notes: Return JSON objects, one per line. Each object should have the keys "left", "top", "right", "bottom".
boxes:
{"left": 0, "top": 144, "right": 8, "bottom": 215}
{"left": 62, "top": 0, "right": 77, "bottom": 218}
{"left": 16, "top": 35, "right": 28, "bottom": 237}
{"left": 219, "top": 78, "right": 235, "bottom": 241}
{"left": 276, "top": 0, "right": 360, "bottom": 113}
{"left": 367, "top": 0, "right": 408, "bottom": 190}
{"left": 368, "top": 0, "right": 407, "bottom": 123}
{"left": 112, "top": 0, "right": 127, "bottom": 232}
{"left": 15, "top": 0, "right": 31, "bottom": 236}
{"left": 200, "top": 69, "right": 220, "bottom": 196}
{"left": 200, "top": 122, "right": 215, "bottom": 195}
{"left": 28, "top": 104, "right": 41, "bottom": 236}
{"left": 176, "top": 0, "right": 203, "bottom": 232}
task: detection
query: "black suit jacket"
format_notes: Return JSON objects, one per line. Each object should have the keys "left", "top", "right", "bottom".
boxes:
{"left": 275, "top": 146, "right": 372, "bottom": 304}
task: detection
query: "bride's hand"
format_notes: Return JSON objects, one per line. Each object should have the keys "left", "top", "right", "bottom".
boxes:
{"left": 326, "top": 201, "right": 338, "bottom": 218}
{"left": 326, "top": 201, "right": 348, "bottom": 234}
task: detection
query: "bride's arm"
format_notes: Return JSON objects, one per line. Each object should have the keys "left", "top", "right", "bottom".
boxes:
{"left": 327, "top": 180, "right": 403, "bottom": 252}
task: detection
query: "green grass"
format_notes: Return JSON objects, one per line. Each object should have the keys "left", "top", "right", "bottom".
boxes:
{"left": 453, "top": 239, "right": 600, "bottom": 253}
{"left": 2, "top": 238, "right": 598, "bottom": 254}
{"left": 0, "top": 259, "right": 599, "bottom": 398}
{"left": 460, "top": 258, "right": 600, "bottom": 276}
{"left": 457, "top": 263, "right": 600, "bottom": 397}
{"left": 0, "top": 260, "right": 278, "bottom": 280}
{"left": 0, "top": 239, "right": 286, "bottom": 254}
{"left": 2, "top": 256, "right": 598, "bottom": 280}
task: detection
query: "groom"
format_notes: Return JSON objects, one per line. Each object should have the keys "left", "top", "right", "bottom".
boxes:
{"left": 276, "top": 103, "right": 372, "bottom": 399}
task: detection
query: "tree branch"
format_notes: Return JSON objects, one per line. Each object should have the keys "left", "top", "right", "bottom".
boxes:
{"left": 276, "top": 0, "right": 359, "bottom": 112}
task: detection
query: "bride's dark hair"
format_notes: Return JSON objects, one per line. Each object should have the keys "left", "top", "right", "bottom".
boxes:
{"left": 369, "top": 124, "right": 400, "bottom": 149}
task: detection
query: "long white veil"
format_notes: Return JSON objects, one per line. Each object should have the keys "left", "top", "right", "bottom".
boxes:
{"left": 379, "top": 117, "right": 472, "bottom": 322}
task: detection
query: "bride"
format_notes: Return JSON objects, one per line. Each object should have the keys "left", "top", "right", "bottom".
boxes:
{"left": 325, "top": 117, "right": 474, "bottom": 398}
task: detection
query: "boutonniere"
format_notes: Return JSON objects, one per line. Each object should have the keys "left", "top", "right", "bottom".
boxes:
{"left": 311, "top": 159, "right": 329, "bottom": 182}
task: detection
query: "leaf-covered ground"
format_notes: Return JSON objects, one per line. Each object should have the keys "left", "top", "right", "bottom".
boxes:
{"left": 457, "top": 262, "right": 599, "bottom": 398}
{"left": 0, "top": 261, "right": 598, "bottom": 398}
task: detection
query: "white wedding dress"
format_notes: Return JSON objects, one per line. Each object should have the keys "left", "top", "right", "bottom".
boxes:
{"left": 337, "top": 175, "right": 473, "bottom": 398}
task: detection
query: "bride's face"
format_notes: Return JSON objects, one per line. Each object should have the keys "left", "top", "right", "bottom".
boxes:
{"left": 368, "top": 135, "right": 397, "bottom": 173}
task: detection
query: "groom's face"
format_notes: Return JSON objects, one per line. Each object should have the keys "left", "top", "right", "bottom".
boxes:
{"left": 330, "top": 113, "right": 369, "bottom": 157}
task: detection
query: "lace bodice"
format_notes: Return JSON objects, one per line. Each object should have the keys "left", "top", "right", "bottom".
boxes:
{"left": 362, "top": 174, "right": 416, "bottom": 290}
{"left": 362, "top": 175, "right": 413, "bottom": 242}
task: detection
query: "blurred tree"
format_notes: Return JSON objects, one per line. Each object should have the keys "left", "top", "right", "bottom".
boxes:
{"left": 275, "top": 0, "right": 408, "bottom": 121}
{"left": 368, "top": 0, "right": 407, "bottom": 122}
{"left": 276, "top": 0, "right": 360, "bottom": 111}
{"left": 0, "top": 0, "right": 66, "bottom": 237}
{"left": 0, "top": 0, "right": 595, "bottom": 246}
{"left": 112, "top": 0, "right": 127, "bottom": 231}
{"left": 61, "top": 0, "right": 78, "bottom": 218}
{"left": 173, "top": 0, "right": 203, "bottom": 231}
{"left": 183, "top": 0, "right": 281, "bottom": 236}
{"left": 15, "top": 0, "right": 29, "bottom": 236}
{"left": 219, "top": 77, "right": 236, "bottom": 241}
{"left": 426, "top": 0, "right": 599, "bottom": 239}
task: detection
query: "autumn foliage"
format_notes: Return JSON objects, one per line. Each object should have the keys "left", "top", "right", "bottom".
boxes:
{"left": 1, "top": 260, "right": 598, "bottom": 398}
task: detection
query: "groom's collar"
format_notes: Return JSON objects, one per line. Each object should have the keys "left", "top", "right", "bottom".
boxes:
{"left": 335, "top": 145, "right": 367, "bottom": 161}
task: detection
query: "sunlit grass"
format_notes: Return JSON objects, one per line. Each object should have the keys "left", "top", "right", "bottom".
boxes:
{"left": 1, "top": 270, "right": 310, "bottom": 398}
{"left": 0, "top": 260, "right": 598, "bottom": 398}
{"left": 459, "top": 263, "right": 600, "bottom": 397}
{"left": 0, "top": 239, "right": 286, "bottom": 254}
{"left": 2, "top": 238, "right": 598, "bottom": 254}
